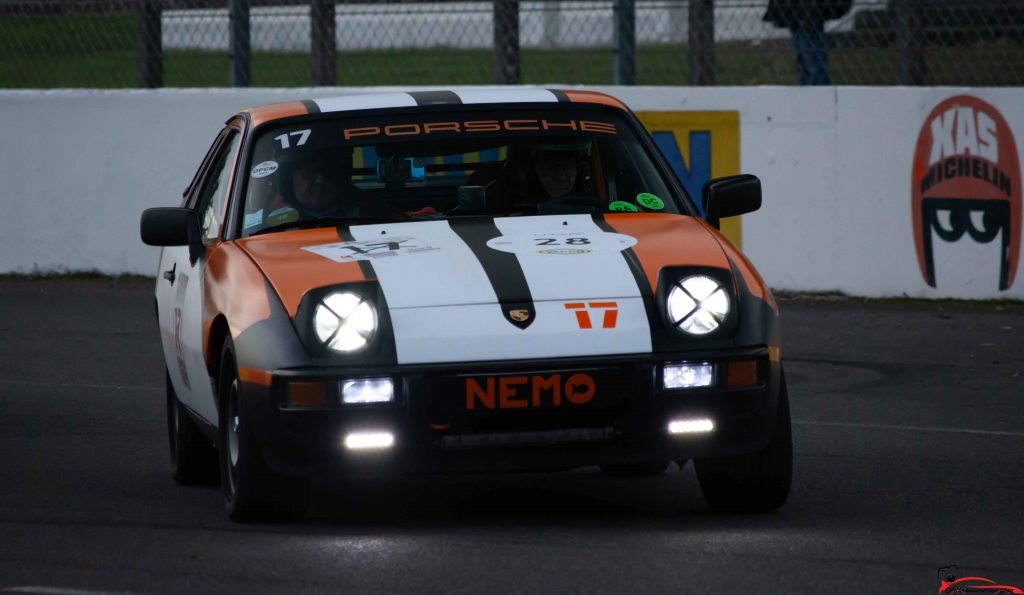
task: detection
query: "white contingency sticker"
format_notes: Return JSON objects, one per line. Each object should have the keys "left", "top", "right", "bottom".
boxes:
{"left": 250, "top": 160, "right": 278, "bottom": 178}
{"left": 485, "top": 229, "right": 637, "bottom": 256}
{"left": 243, "top": 209, "right": 264, "bottom": 229}
{"left": 302, "top": 236, "right": 440, "bottom": 263}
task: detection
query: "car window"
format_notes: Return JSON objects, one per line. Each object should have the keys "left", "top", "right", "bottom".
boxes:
{"left": 240, "top": 107, "right": 688, "bottom": 237}
{"left": 195, "top": 131, "right": 240, "bottom": 243}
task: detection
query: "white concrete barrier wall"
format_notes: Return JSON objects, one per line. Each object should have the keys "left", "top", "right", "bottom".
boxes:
{"left": 1, "top": 86, "right": 1021, "bottom": 300}
{"left": 159, "top": 2, "right": 812, "bottom": 52}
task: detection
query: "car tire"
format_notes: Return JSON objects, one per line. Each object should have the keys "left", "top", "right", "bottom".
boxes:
{"left": 599, "top": 460, "right": 672, "bottom": 477}
{"left": 694, "top": 372, "right": 792, "bottom": 513}
{"left": 218, "top": 336, "right": 309, "bottom": 522}
{"left": 167, "top": 370, "right": 218, "bottom": 485}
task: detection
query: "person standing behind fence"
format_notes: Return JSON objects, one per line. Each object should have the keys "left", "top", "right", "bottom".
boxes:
{"left": 764, "top": 0, "right": 852, "bottom": 85}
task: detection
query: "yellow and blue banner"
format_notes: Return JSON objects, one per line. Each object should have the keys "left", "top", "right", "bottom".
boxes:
{"left": 636, "top": 111, "right": 742, "bottom": 247}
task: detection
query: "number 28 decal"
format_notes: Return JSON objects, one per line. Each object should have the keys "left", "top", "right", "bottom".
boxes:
{"left": 535, "top": 237, "right": 591, "bottom": 246}
{"left": 487, "top": 231, "right": 637, "bottom": 255}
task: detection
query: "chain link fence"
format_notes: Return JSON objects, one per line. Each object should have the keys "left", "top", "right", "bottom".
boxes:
{"left": 1, "top": 0, "right": 1021, "bottom": 88}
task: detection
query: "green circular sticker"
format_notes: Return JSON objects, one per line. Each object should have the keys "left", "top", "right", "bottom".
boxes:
{"left": 636, "top": 193, "right": 665, "bottom": 210}
{"left": 608, "top": 200, "right": 639, "bottom": 212}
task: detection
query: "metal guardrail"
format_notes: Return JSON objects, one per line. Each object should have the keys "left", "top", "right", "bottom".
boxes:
{"left": 0, "top": 0, "right": 1021, "bottom": 88}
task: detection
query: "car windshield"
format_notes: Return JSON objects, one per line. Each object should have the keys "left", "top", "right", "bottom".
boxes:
{"left": 240, "top": 106, "right": 689, "bottom": 237}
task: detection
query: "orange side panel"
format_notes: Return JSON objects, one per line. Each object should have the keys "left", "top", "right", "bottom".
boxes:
{"left": 246, "top": 101, "right": 311, "bottom": 128}
{"left": 203, "top": 242, "right": 273, "bottom": 363}
{"left": 561, "top": 90, "right": 629, "bottom": 111}
{"left": 604, "top": 214, "right": 729, "bottom": 293}
{"left": 237, "top": 228, "right": 368, "bottom": 317}
{"left": 713, "top": 235, "right": 771, "bottom": 305}
{"left": 238, "top": 366, "right": 273, "bottom": 386}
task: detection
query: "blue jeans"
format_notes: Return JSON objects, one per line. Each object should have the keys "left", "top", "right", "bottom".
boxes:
{"left": 791, "top": 27, "right": 831, "bottom": 85}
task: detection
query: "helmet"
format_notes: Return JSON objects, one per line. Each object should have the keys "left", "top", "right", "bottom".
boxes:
{"left": 528, "top": 138, "right": 592, "bottom": 200}
{"left": 275, "top": 147, "right": 355, "bottom": 216}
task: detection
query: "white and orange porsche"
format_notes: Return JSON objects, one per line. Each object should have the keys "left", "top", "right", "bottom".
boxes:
{"left": 141, "top": 89, "right": 790, "bottom": 521}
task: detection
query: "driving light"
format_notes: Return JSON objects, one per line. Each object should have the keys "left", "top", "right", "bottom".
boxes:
{"left": 667, "top": 275, "right": 730, "bottom": 335}
{"left": 668, "top": 419, "right": 715, "bottom": 434}
{"left": 344, "top": 431, "right": 395, "bottom": 450}
{"left": 342, "top": 378, "right": 394, "bottom": 404}
{"left": 663, "top": 363, "right": 715, "bottom": 389}
{"left": 314, "top": 292, "right": 377, "bottom": 352}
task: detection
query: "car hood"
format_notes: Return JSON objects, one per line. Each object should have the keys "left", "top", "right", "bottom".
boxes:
{"left": 237, "top": 213, "right": 730, "bottom": 315}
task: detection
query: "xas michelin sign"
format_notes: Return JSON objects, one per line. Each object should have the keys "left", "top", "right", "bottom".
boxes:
{"left": 913, "top": 95, "right": 1020, "bottom": 292}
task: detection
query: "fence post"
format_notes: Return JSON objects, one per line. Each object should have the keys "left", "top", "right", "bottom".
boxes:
{"left": 136, "top": 0, "right": 163, "bottom": 88}
{"left": 613, "top": 0, "right": 636, "bottom": 85}
{"left": 311, "top": 0, "right": 336, "bottom": 86}
{"left": 493, "top": 0, "right": 520, "bottom": 84}
{"left": 688, "top": 0, "right": 714, "bottom": 85}
{"left": 229, "top": 0, "right": 251, "bottom": 87}
{"left": 895, "top": 0, "right": 926, "bottom": 85}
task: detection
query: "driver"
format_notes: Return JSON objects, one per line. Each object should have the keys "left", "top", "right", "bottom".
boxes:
{"left": 261, "top": 148, "right": 403, "bottom": 222}
{"left": 269, "top": 148, "right": 358, "bottom": 218}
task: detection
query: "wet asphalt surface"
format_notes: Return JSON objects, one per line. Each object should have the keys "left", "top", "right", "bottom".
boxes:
{"left": 0, "top": 277, "right": 1022, "bottom": 594}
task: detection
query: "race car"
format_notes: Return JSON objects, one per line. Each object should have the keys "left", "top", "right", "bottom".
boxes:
{"left": 140, "top": 88, "right": 790, "bottom": 521}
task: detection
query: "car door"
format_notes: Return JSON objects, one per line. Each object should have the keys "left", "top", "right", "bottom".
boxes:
{"left": 156, "top": 126, "right": 242, "bottom": 425}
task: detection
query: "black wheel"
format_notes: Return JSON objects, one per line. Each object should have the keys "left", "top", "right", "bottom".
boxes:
{"left": 167, "top": 370, "right": 218, "bottom": 485}
{"left": 694, "top": 372, "right": 792, "bottom": 513}
{"left": 218, "top": 336, "right": 308, "bottom": 522}
{"left": 599, "top": 460, "right": 672, "bottom": 477}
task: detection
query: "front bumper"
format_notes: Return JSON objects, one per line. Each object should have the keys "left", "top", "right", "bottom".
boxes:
{"left": 240, "top": 347, "right": 782, "bottom": 478}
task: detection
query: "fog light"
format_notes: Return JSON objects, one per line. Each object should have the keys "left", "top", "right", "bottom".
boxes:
{"left": 663, "top": 363, "right": 714, "bottom": 389}
{"left": 344, "top": 431, "right": 395, "bottom": 450}
{"left": 342, "top": 378, "right": 394, "bottom": 404}
{"left": 668, "top": 419, "right": 714, "bottom": 434}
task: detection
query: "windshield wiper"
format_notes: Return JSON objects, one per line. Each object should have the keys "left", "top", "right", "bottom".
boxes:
{"left": 248, "top": 215, "right": 406, "bottom": 237}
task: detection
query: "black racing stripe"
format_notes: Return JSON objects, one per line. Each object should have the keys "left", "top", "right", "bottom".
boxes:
{"left": 336, "top": 226, "right": 375, "bottom": 279}
{"left": 448, "top": 218, "right": 535, "bottom": 330}
{"left": 301, "top": 99, "right": 321, "bottom": 114}
{"left": 592, "top": 214, "right": 651, "bottom": 295}
{"left": 549, "top": 89, "right": 571, "bottom": 102}
{"left": 408, "top": 90, "right": 463, "bottom": 106}
{"left": 592, "top": 213, "right": 667, "bottom": 351}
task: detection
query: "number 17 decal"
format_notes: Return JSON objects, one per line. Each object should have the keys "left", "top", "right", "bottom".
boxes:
{"left": 274, "top": 129, "right": 311, "bottom": 149}
{"left": 564, "top": 302, "right": 618, "bottom": 329}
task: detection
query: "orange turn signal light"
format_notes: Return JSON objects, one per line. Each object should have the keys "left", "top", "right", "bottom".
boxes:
{"left": 288, "top": 382, "right": 327, "bottom": 407}
{"left": 726, "top": 361, "right": 758, "bottom": 387}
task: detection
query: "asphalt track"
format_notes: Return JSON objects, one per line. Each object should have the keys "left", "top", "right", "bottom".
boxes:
{"left": 0, "top": 277, "right": 1022, "bottom": 594}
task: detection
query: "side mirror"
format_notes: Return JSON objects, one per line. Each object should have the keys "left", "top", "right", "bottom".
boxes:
{"left": 701, "top": 174, "right": 762, "bottom": 230}
{"left": 140, "top": 207, "right": 203, "bottom": 264}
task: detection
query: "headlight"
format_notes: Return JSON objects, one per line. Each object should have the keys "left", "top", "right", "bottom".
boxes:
{"left": 313, "top": 292, "right": 377, "bottom": 352}
{"left": 667, "top": 275, "right": 730, "bottom": 335}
